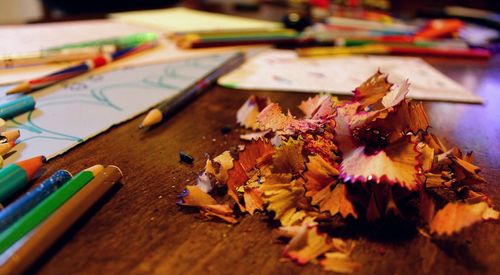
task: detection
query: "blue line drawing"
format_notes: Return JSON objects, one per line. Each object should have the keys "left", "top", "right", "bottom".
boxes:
{"left": 4, "top": 53, "right": 236, "bottom": 162}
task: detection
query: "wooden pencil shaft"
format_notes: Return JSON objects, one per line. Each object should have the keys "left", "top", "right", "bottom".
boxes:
{"left": 0, "top": 170, "right": 72, "bottom": 233}
{"left": 184, "top": 33, "right": 299, "bottom": 42}
{"left": 0, "top": 166, "right": 122, "bottom": 274}
{"left": 0, "top": 46, "right": 116, "bottom": 68}
{"left": 5, "top": 42, "right": 157, "bottom": 95}
{"left": 170, "top": 28, "right": 294, "bottom": 37}
{"left": 181, "top": 37, "right": 311, "bottom": 49}
{"left": 0, "top": 170, "right": 95, "bottom": 254}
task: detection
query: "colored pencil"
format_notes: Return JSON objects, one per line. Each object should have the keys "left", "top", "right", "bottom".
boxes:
{"left": 0, "top": 164, "right": 103, "bottom": 254}
{"left": 170, "top": 28, "right": 295, "bottom": 38}
{"left": 0, "top": 130, "right": 20, "bottom": 143}
{"left": 0, "top": 45, "right": 116, "bottom": 68}
{"left": 171, "top": 29, "right": 297, "bottom": 41}
{"left": 415, "top": 19, "right": 463, "bottom": 39}
{"left": 0, "top": 155, "right": 45, "bottom": 204}
{"left": 5, "top": 42, "right": 158, "bottom": 95}
{"left": 326, "top": 16, "right": 417, "bottom": 34}
{"left": 45, "top": 32, "right": 158, "bottom": 51}
{"left": 0, "top": 95, "right": 36, "bottom": 119}
{"left": 139, "top": 52, "right": 245, "bottom": 128}
{"left": 0, "top": 166, "right": 122, "bottom": 274}
{"left": 297, "top": 44, "right": 492, "bottom": 59}
{"left": 0, "top": 170, "right": 72, "bottom": 232}
{"left": 334, "top": 37, "right": 469, "bottom": 49}
{"left": 297, "top": 44, "right": 390, "bottom": 56}
{"left": 177, "top": 35, "right": 314, "bottom": 49}
{"left": 0, "top": 141, "right": 16, "bottom": 156}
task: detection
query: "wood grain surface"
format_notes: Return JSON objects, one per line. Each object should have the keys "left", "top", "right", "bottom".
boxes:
{"left": 23, "top": 55, "right": 499, "bottom": 275}
{"left": 10, "top": 3, "right": 500, "bottom": 275}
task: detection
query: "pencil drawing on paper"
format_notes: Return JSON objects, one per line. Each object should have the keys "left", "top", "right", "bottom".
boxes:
{"left": 4, "top": 52, "right": 237, "bottom": 164}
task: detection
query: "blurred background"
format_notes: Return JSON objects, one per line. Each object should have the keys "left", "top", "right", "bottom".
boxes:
{"left": 1, "top": 0, "right": 499, "bottom": 24}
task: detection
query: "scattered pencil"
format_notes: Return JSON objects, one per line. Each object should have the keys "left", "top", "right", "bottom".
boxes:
{"left": 177, "top": 35, "right": 312, "bottom": 49}
{"left": 139, "top": 52, "right": 244, "bottom": 128}
{"left": 0, "top": 170, "right": 72, "bottom": 232}
{"left": 179, "top": 152, "right": 194, "bottom": 164}
{"left": 0, "top": 141, "right": 16, "bottom": 156}
{"left": 0, "top": 165, "right": 122, "bottom": 274}
{"left": 0, "top": 155, "right": 45, "bottom": 204}
{"left": 45, "top": 32, "right": 158, "bottom": 51}
{"left": 0, "top": 96, "right": 36, "bottom": 119}
{"left": 5, "top": 42, "right": 158, "bottom": 95}
{"left": 0, "top": 164, "right": 103, "bottom": 254}
{"left": 0, "top": 130, "right": 20, "bottom": 143}
{"left": 297, "top": 44, "right": 492, "bottom": 58}
{"left": 139, "top": 109, "right": 162, "bottom": 129}
{"left": 0, "top": 45, "right": 116, "bottom": 68}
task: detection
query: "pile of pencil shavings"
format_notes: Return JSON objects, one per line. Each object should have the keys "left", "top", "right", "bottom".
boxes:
{"left": 177, "top": 71, "right": 498, "bottom": 273}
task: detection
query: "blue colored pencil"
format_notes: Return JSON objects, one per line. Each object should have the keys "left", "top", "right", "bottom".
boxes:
{"left": 0, "top": 95, "right": 36, "bottom": 119}
{"left": 0, "top": 170, "right": 72, "bottom": 233}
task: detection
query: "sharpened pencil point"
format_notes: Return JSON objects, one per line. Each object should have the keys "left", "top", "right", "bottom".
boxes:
{"left": 140, "top": 109, "right": 163, "bottom": 128}
{"left": 5, "top": 82, "right": 31, "bottom": 95}
{"left": 1, "top": 130, "right": 20, "bottom": 142}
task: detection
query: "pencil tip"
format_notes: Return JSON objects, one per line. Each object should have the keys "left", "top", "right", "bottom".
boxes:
{"left": 140, "top": 109, "right": 163, "bottom": 129}
{"left": 5, "top": 82, "right": 31, "bottom": 95}
{"left": 15, "top": 155, "right": 45, "bottom": 180}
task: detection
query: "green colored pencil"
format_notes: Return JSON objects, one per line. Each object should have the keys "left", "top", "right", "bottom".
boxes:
{"left": 0, "top": 165, "right": 103, "bottom": 254}
{"left": 45, "top": 32, "right": 158, "bottom": 51}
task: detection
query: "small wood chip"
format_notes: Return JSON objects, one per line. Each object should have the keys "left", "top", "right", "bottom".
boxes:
{"left": 179, "top": 151, "right": 194, "bottom": 164}
{"left": 220, "top": 124, "right": 232, "bottom": 134}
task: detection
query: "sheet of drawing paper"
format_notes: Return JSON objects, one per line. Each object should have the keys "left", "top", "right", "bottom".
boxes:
{"left": 218, "top": 50, "right": 482, "bottom": 103}
{"left": 0, "top": 19, "right": 266, "bottom": 85}
{"left": 3, "top": 52, "right": 239, "bottom": 164}
{"left": 110, "top": 7, "right": 282, "bottom": 32}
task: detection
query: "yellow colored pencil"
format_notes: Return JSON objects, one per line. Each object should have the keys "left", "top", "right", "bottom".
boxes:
{"left": 297, "top": 44, "right": 390, "bottom": 57}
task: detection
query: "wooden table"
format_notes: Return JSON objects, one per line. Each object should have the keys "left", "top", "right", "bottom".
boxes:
{"left": 19, "top": 4, "right": 500, "bottom": 275}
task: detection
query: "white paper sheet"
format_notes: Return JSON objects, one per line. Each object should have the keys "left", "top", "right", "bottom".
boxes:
{"left": 110, "top": 7, "right": 282, "bottom": 32}
{"left": 3, "top": 52, "right": 239, "bottom": 164}
{"left": 218, "top": 50, "right": 482, "bottom": 103}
